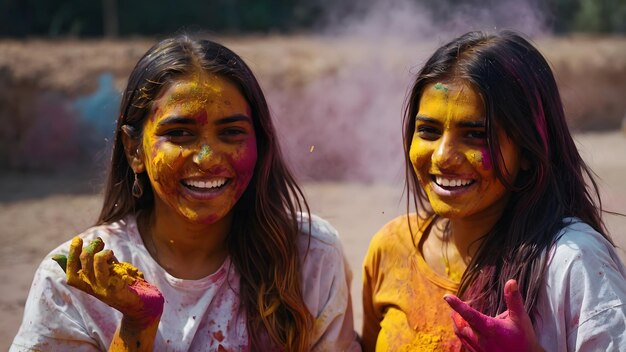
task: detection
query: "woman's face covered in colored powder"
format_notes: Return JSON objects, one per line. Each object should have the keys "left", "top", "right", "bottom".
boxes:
{"left": 409, "top": 80, "right": 522, "bottom": 221}
{"left": 139, "top": 73, "right": 257, "bottom": 225}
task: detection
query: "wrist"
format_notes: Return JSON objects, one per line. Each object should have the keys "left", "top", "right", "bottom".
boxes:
{"left": 110, "top": 316, "right": 161, "bottom": 352}
{"left": 125, "top": 279, "right": 165, "bottom": 327}
{"left": 121, "top": 313, "right": 161, "bottom": 331}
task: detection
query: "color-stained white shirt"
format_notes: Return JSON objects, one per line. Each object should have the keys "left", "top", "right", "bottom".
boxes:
{"left": 534, "top": 218, "right": 626, "bottom": 351}
{"left": 11, "top": 213, "right": 361, "bottom": 352}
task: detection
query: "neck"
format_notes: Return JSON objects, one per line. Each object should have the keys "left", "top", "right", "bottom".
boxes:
{"left": 138, "top": 210, "right": 231, "bottom": 280}
{"left": 448, "top": 205, "right": 506, "bottom": 260}
{"left": 422, "top": 205, "right": 506, "bottom": 281}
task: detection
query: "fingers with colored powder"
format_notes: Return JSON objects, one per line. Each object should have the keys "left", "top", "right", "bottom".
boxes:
{"left": 51, "top": 254, "right": 67, "bottom": 272}
{"left": 443, "top": 279, "right": 545, "bottom": 352}
{"left": 79, "top": 237, "right": 105, "bottom": 285}
{"left": 57, "top": 236, "right": 164, "bottom": 328}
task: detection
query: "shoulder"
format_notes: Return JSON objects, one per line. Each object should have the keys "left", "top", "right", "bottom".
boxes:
{"left": 544, "top": 218, "right": 626, "bottom": 301}
{"left": 295, "top": 214, "right": 361, "bottom": 350}
{"left": 296, "top": 213, "right": 348, "bottom": 295}
{"left": 549, "top": 218, "right": 621, "bottom": 269}
{"left": 296, "top": 212, "right": 348, "bottom": 275}
{"left": 296, "top": 212, "right": 346, "bottom": 256}
{"left": 362, "top": 213, "right": 427, "bottom": 280}
{"left": 367, "top": 213, "right": 422, "bottom": 256}
{"left": 538, "top": 219, "right": 626, "bottom": 349}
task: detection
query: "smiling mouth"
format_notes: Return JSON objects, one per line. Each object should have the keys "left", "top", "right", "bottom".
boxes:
{"left": 433, "top": 176, "right": 475, "bottom": 189}
{"left": 181, "top": 178, "right": 230, "bottom": 191}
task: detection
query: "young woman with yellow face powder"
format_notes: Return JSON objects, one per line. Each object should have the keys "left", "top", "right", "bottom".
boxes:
{"left": 362, "top": 31, "right": 626, "bottom": 351}
{"left": 11, "top": 36, "right": 361, "bottom": 352}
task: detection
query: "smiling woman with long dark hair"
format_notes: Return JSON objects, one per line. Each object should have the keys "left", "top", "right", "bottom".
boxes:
{"left": 362, "top": 30, "right": 626, "bottom": 351}
{"left": 11, "top": 35, "right": 361, "bottom": 352}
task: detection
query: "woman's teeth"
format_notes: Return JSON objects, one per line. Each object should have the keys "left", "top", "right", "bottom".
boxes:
{"left": 435, "top": 176, "right": 473, "bottom": 187}
{"left": 184, "top": 178, "right": 227, "bottom": 189}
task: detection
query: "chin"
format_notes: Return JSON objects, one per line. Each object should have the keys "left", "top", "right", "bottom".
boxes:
{"left": 430, "top": 206, "right": 466, "bottom": 219}
{"left": 184, "top": 212, "right": 224, "bottom": 225}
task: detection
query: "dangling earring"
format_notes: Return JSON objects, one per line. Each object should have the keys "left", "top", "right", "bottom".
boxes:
{"left": 132, "top": 173, "right": 143, "bottom": 198}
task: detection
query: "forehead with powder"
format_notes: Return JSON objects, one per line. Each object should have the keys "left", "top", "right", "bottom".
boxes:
{"left": 164, "top": 73, "right": 224, "bottom": 103}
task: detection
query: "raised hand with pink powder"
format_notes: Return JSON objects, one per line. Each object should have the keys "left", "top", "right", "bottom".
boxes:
{"left": 62, "top": 236, "right": 164, "bottom": 351}
{"left": 443, "top": 280, "right": 544, "bottom": 352}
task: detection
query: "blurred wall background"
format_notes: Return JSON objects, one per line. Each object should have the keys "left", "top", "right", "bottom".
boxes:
{"left": 1, "top": 0, "right": 625, "bottom": 182}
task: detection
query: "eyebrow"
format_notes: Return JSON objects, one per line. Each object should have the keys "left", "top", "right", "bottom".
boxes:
{"left": 157, "top": 116, "right": 196, "bottom": 127}
{"left": 415, "top": 114, "right": 485, "bottom": 128}
{"left": 157, "top": 114, "right": 252, "bottom": 127}
{"left": 215, "top": 114, "right": 252, "bottom": 125}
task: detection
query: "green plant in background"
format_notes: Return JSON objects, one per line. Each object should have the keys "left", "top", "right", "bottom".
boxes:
{"left": 1, "top": 0, "right": 626, "bottom": 37}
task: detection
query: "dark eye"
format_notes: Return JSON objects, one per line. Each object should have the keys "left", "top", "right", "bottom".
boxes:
{"left": 416, "top": 125, "right": 440, "bottom": 140}
{"left": 221, "top": 128, "right": 245, "bottom": 136}
{"left": 220, "top": 127, "right": 250, "bottom": 142}
{"left": 467, "top": 130, "right": 487, "bottom": 142}
{"left": 162, "top": 129, "right": 195, "bottom": 143}
{"left": 164, "top": 129, "right": 192, "bottom": 137}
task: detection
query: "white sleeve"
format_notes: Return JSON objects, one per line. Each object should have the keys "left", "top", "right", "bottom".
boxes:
{"left": 299, "top": 215, "right": 362, "bottom": 352}
{"left": 535, "top": 223, "right": 626, "bottom": 352}
{"left": 10, "top": 258, "right": 103, "bottom": 352}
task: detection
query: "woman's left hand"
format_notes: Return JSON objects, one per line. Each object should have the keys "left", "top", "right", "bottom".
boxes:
{"left": 443, "top": 279, "right": 545, "bottom": 352}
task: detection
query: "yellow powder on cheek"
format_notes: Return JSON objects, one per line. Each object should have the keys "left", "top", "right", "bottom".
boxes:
{"left": 409, "top": 136, "right": 421, "bottom": 162}
{"left": 409, "top": 139, "right": 429, "bottom": 181}
{"left": 467, "top": 151, "right": 482, "bottom": 165}
{"left": 466, "top": 149, "right": 495, "bottom": 171}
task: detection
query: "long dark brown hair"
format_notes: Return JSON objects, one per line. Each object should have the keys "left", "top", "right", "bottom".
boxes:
{"left": 97, "top": 35, "right": 313, "bottom": 350}
{"left": 403, "top": 30, "right": 613, "bottom": 321}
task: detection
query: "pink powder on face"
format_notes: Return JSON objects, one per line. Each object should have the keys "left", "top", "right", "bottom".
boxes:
{"left": 199, "top": 214, "right": 220, "bottom": 225}
{"left": 230, "top": 142, "right": 257, "bottom": 197}
{"left": 481, "top": 148, "right": 493, "bottom": 170}
{"left": 195, "top": 110, "right": 208, "bottom": 125}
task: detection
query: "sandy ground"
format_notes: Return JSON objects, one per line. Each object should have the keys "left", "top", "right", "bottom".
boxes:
{"left": 1, "top": 132, "right": 625, "bottom": 349}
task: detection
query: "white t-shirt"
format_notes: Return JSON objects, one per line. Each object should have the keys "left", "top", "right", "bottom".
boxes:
{"left": 11, "top": 213, "right": 361, "bottom": 352}
{"left": 534, "top": 218, "right": 626, "bottom": 351}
